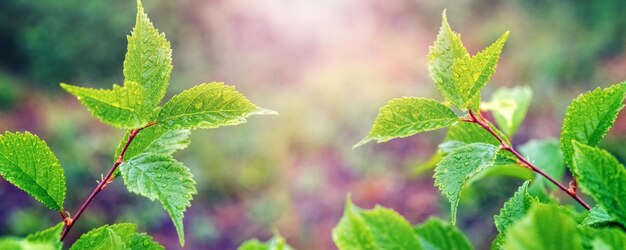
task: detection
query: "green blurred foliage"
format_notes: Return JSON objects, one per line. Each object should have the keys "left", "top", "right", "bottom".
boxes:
{"left": 510, "top": 0, "right": 626, "bottom": 85}
{"left": 0, "top": 0, "right": 133, "bottom": 86}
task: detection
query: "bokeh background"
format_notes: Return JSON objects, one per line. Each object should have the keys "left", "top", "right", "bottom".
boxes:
{"left": 2, "top": 0, "right": 626, "bottom": 249}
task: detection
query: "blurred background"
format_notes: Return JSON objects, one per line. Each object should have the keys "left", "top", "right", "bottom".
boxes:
{"left": 1, "top": 0, "right": 626, "bottom": 249}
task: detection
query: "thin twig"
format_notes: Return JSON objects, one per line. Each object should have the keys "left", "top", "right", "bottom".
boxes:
{"left": 466, "top": 110, "right": 591, "bottom": 210}
{"left": 60, "top": 122, "right": 156, "bottom": 241}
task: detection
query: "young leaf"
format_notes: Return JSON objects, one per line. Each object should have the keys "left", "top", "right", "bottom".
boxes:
{"left": 414, "top": 217, "right": 473, "bottom": 250}
{"left": 60, "top": 82, "right": 149, "bottom": 129}
{"left": 445, "top": 122, "right": 509, "bottom": 146}
{"left": 434, "top": 143, "right": 499, "bottom": 224}
{"left": 119, "top": 154, "right": 197, "bottom": 246}
{"left": 492, "top": 181, "right": 533, "bottom": 249}
{"left": 114, "top": 125, "right": 190, "bottom": 161}
{"left": 571, "top": 142, "right": 626, "bottom": 227}
{"left": 127, "top": 233, "right": 165, "bottom": 250}
{"left": 332, "top": 198, "right": 423, "bottom": 250}
{"left": 451, "top": 31, "right": 509, "bottom": 110}
{"left": 355, "top": 97, "right": 458, "bottom": 148}
{"left": 0, "top": 223, "right": 64, "bottom": 250}
{"left": 157, "top": 83, "right": 276, "bottom": 130}
{"left": 238, "top": 235, "right": 294, "bottom": 250}
{"left": 484, "top": 86, "right": 532, "bottom": 136}
{"left": 428, "top": 10, "right": 469, "bottom": 107}
{"left": 582, "top": 205, "right": 615, "bottom": 226}
{"left": 26, "top": 222, "right": 64, "bottom": 245}
{"left": 0, "top": 132, "right": 66, "bottom": 210}
{"left": 502, "top": 203, "right": 582, "bottom": 250}
{"left": 560, "top": 83, "right": 626, "bottom": 169}
{"left": 0, "top": 238, "right": 57, "bottom": 250}
{"left": 70, "top": 223, "right": 163, "bottom": 250}
{"left": 519, "top": 139, "right": 565, "bottom": 199}
{"left": 123, "top": 0, "right": 172, "bottom": 110}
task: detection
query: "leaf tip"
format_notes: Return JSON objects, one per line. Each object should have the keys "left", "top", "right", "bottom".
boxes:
{"left": 252, "top": 107, "right": 278, "bottom": 116}
{"left": 353, "top": 137, "right": 371, "bottom": 149}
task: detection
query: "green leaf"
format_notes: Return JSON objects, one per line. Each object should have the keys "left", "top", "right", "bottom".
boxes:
{"left": 560, "top": 83, "right": 626, "bottom": 169}
{"left": 332, "top": 198, "right": 423, "bottom": 250}
{"left": 571, "top": 142, "right": 626, "bottom": 227}
{"left": 60, "top": 82, "right": 149, "bottom": 129}
{"left": 126, "top": 233, "right": 164, "bottom": 250}
{"left": 0, "top": 237, "right": 57, "bottom": 250}
{"left": 428, "top": 10, "right": 469, "bottom": 107}
{"left": 70, "top": 223, "right": 163, "bottom": 250}
{"left": 444, "top": 122, "right": 510, "bottom": 146}
{"left": 0, "top": 223, "right": 64, "bottom": 250}
{"left": 492, "top": 181, "right": 533, "bottom": 249}
{"left": 451, "top": 32, "right": 509, "bottom": 110}
{"left": 123, "top": 0, "right": 172, "bottom": 110}
{"left": 484, "top": 86, "right": 532, "bottom": 136}
{"left": 582, "top": 205, "right": 615, "bottom": 226}
{"left": 26, "top": 222, "right": 64, "bottom": 248}
{"left": 414, "top": 217, "right": 473, "bottom": 250}
{"left": 502, "top": 203, "right": 582, "bottom": 250}
{"left": 434, "top": 143, "right": 499, "bottom": 224}
{"left": 157, "top": 83, "right": 276, "bottom": 130}
{"left": 115, "top": 125, "right": 190, "bottom": 161}
{"left": 592, "top": 228, "right": 626, "bottom": 250}
{"left": 519, "top": 139, "right": 565, "bottom": 200}
{"left": 119, "top": 154, "right": 197, "bottom": 246}
{"left": 0, "top": 132, "right": 66, "bottom": 210}
{"left": 355, "top": 97, "right": 458, "bottom": 147}
{"left": 238, "top": 235, "right": 294, "bottom": 250}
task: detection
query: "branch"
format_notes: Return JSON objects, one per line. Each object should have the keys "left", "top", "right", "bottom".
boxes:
{"left": 60, "top": 122, "right": 156, "bottom": 241}
{"left": 466, "top": 110, "right": 591, "bottom": 210}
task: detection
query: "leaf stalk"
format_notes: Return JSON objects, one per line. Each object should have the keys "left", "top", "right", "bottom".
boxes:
{"left": 466, "top": 110, "right": 591, "bottom": 210}
{"left": 59, "top": 122, "right": 156, "bottom": 241}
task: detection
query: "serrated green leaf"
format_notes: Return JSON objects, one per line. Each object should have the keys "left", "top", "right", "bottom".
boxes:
{"left": 70, "top": 223, "right": 163, "bottom": 250}
{"left": 126, "top": 233, "right": 164, "bottom": 250}
{"left": 0, "top": 223, "right": 64, "bottom": 250}
{"left": 434, "top": 143, "right": 499, "bottom": 224}
{"left": 157, "top": 83, "right": 276, "bottom": 130}
{"left": 560, "top": 83, "right": 626, "bottom": 169}
{"left": 119, "top": 154, "right": 197, "bottom": 246}
{"left": 519, "top": 139, "right": 565, "bottom": 200}
{"left": 0, "top": 132, "right": 66, "bottom": 210}
{"left": 238, "top": 235, "right": 294, "bottom": 250}
{"left": 332, "top": 198, "right": 423, "bottom": 250}
{"left": 445, "top": 122, "right": 510, "bottom": 146}
{"left": 451, "top": 32, "right": 509, "bottom": 110}
{"left": 437, "top": 140, "right": 530, "bottom": 182}
{"left": 582, "top": 205, "right": 615, "bottom": 226}
{"left": 502, "top": 203, "right": 582, "bottom": 250}
{"left": 123, "top": 0, "right": 172, "bottom": 111}
{"left": 571, "top": 142, "right": 626, "bottom": 227}
{"left": 592, "top": 228, "right": 626, "bottom": 250}
{"left": 484, "top": 86, "right": 532, "bottom": 136}
{"left": 71, "top": 224, "right": 134, "bottom": 250}
{"left": 414, "top": 217, "right": 473, "bottom": 250}
{"left": 60, "top": 82, "right": 149, "bottom": 129}
{"left": 0, "top": 237, "right": 57, "bottom": 250}
{"left": 428, "top": 10, "right": 469, "bottom": 107}
{"left": 356, "top": 97, "right": 458, "bottom": 147}
{"left": 115, "top": 125, "right": 190, "bottom": 161}
{"left": 492, "top": 181, "right": 533, "bottom": 249}
{"left": 26, "top": 222, "right": 64, "bottom": 249}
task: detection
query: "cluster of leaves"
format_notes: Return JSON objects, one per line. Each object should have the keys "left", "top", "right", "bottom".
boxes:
{"left": 0, "top": 0, "right": 273, "bottom": 248}
{"left": 345, "top": 10, "right": 626, "bottom": 249}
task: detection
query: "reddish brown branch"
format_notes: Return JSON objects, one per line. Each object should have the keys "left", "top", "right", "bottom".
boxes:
{"left": 466, "top": 110, "right": 591, "bottom": 210}
{"left": 60, "top": 122, "right": 156, "bottom": 241}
